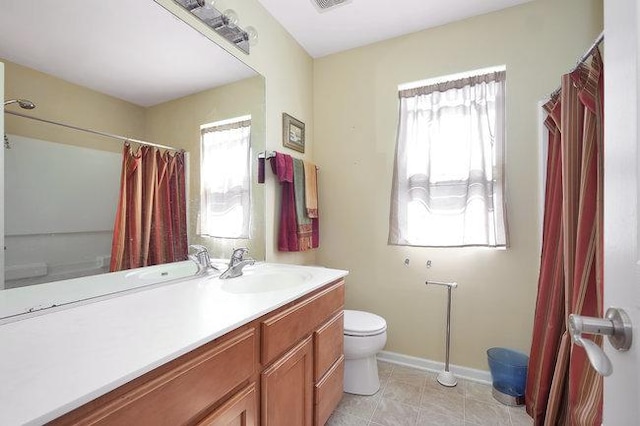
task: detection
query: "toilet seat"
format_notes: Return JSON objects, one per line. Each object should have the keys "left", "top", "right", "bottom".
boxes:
{"left": 344, "top": 310, "right": 387, "bottom": 337}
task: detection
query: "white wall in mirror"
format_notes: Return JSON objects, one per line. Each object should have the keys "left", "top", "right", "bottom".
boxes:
{"left": 5, "top": 135, "right": 120, "bottom": 288}
{"left": 5, "top": 135, "right": 120, "bottom": 235}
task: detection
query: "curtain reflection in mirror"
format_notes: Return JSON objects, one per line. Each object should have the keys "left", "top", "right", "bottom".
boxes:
{"left": 110, "top": 144, "right": 188, "bottom": 272}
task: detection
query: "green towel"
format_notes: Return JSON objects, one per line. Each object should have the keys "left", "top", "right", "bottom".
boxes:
{"left": 293, "top": 158, "right": 313, "bottom": 250}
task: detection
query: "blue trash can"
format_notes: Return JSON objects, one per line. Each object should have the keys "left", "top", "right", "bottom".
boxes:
{"left": 487, "top": 347, "right": 529, "bottom": 406}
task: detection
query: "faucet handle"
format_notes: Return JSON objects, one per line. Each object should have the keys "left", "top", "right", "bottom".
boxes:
{"left": 189, "top": 244, "right": 209, "bottom": 254}
{"left": 231, "top": 247, "right": 249, "bottom": 260}
{"left": 188, "top": 245, "right": 220, "bottom": 273}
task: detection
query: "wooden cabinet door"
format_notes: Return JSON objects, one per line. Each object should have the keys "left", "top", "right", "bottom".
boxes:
{"left": 261, "top": 336, "right": 313, "bottom": 426}
{"left": 197, "top": 384, "right": 257, "bottom": 426}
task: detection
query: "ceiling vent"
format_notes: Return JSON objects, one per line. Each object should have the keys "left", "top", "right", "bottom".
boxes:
{"left": 310, "top": 0, "right": 353, "bottom": 12}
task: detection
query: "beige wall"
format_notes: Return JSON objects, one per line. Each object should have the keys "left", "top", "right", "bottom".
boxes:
{"left": 145, "top": 76, "right": 266, "bottom": 260}
{"left": 313, "top": 0, "right": 603, "bottom": 369}
{"left": 155, "top": 0, "right": 317, "bottom": 265}
{"left": 3, "top": 59, "right": 146, "bottom": 152}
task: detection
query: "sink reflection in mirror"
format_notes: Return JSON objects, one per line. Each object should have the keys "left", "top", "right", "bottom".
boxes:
{"left": 0, "top": 0, "right": 265, "bottom": 319}
{"left": 0, "top": 260, "right": 199, "bottom": 322}
{"left": 124, "top": 262, "right": 199, "bottom": 282}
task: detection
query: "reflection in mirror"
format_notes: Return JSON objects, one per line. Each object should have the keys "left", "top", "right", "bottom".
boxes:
{"left": 4, "top": 132, "right": 121, "bottom": 287}
{"left": 0, "top": 0, "right": 265, "bottom": 317}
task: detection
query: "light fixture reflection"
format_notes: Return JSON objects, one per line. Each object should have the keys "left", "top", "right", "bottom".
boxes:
{"left": 183, "top": 0, "right": 204, "bottom": 11}
{"left": 174, "top": 0, "right": 256, "bottom": 54}
{"left": 223, "top": 9, "right": 239, "bottom": 27}
{"left": 245, "top": 26, "right": 258, "bottom": 46}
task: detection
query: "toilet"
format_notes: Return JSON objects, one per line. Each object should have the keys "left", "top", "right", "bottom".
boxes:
{"left": 343, "top": 309, "right": 388, "bottom": 395}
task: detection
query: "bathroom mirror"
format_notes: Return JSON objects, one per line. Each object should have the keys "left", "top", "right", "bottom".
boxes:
{"left": 0, "top": 0, "right": 265, "bottom": 316}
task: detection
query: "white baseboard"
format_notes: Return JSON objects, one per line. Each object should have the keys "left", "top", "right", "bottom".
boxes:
{"left": 376, "top": 350, "right": 492, "bottom": 385}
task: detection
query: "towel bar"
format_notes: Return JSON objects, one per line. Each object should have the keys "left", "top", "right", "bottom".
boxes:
{"left": 258, "top": 151, "right": 320, "bottom": 170}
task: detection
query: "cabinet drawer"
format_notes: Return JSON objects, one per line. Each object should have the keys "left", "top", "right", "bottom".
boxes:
{"left": 196, "top": 383, "right": 257, "bottom": 426}
{"left": 314, "top": 311, "right": 344, "bottom": 381}
{"left": 261, "top": 280, "right": 344, "bottom": 365}
{"left": 314, "top": 356, "right": 344, "bottom": 426}
{"left": 55, "top": 328, "right": 256, "bottom": 425}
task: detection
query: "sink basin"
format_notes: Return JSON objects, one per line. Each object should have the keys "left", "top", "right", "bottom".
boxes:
{"left": 220, "top": 269, "right": 312, "bottom": 294}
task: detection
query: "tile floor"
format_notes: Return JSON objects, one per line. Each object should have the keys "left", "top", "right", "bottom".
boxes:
{"left": 327, "top": 361, "right": 533, "bottom": 426}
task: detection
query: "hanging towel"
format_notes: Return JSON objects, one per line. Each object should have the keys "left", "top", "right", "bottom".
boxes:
{"left": 293, "top": 158, "right": 313, "bottom": 250}
{"left": 272, "top": 153, "right": 298, "bottom": 251}
{"left": 303, "top": 161, "right": 318, "bottom": 218}
{"left": 312, "top": 216, "right": 319, "bottom": 249}
{"left": 258, "top": 156, "right": 265, "bottom": 183}
{"left": 272, "top": 152, "right": 292, "bottom": 182}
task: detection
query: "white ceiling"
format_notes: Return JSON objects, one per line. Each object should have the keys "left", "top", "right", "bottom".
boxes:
{"left": 256, "top": 0, "right": 532, "bottom": 58}
{"left": 0, "top": 0, "right": 257, "bottom": 107}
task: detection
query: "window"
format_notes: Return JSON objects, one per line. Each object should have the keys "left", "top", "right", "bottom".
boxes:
{"left": 199, "top": 116, "right": 251, "bottom": 239}
{"left": 388, "top": 68, "right": 508, "bottom": 247}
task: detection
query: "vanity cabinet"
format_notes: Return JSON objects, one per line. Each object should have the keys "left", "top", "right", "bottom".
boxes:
{"left": 51, "top": 279, "right": 344, "bottom": 426}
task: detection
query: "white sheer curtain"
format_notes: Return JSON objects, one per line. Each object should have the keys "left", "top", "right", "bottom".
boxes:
{"left": 389, "top": 71, "right": 508, "bottom": 247}
{"left": 199, "top": 118, "right": 251, "bottom": 239}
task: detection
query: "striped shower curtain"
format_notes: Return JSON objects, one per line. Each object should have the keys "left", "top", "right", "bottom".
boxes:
{"left": 110, "top": 144, "right": 188, "bottom": 272}
{"left": 526, "top": 50, "right": 604, "bottom": 425}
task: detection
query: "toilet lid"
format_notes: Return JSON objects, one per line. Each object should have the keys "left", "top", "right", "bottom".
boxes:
{"left": 344, "top": 310, "right": 387, "bottom": 336}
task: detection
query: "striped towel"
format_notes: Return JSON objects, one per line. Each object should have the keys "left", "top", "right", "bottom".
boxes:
{"left": 303, "top": 161, "right": 318, "bottom": 218}
{"left": 293, "top": 158, "right": 313, "bottom": 250}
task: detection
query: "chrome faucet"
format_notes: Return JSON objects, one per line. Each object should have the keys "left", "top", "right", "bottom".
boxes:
{"left": 219, "top": 247, "right": 255, "bottom": 279}
{"left": 188, "top": 244, "right": 219, "bottom": 275}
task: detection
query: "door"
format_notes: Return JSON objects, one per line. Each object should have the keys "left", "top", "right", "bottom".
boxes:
{"left": 603, "top": 0, "right": 640, "bottom": 423}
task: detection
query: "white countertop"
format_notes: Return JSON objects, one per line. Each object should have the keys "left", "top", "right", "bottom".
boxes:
{"left": 0, "top": 263, "right": 348, "bottom": 425}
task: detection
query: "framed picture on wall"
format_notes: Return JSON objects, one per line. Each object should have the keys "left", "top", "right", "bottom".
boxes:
{"left": 282, "top": 113, "right": 305, "bottom": 153}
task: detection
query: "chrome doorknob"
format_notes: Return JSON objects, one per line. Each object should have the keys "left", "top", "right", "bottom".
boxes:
{"left": 568, "top": 307, "right": 633, "bottom": 377}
